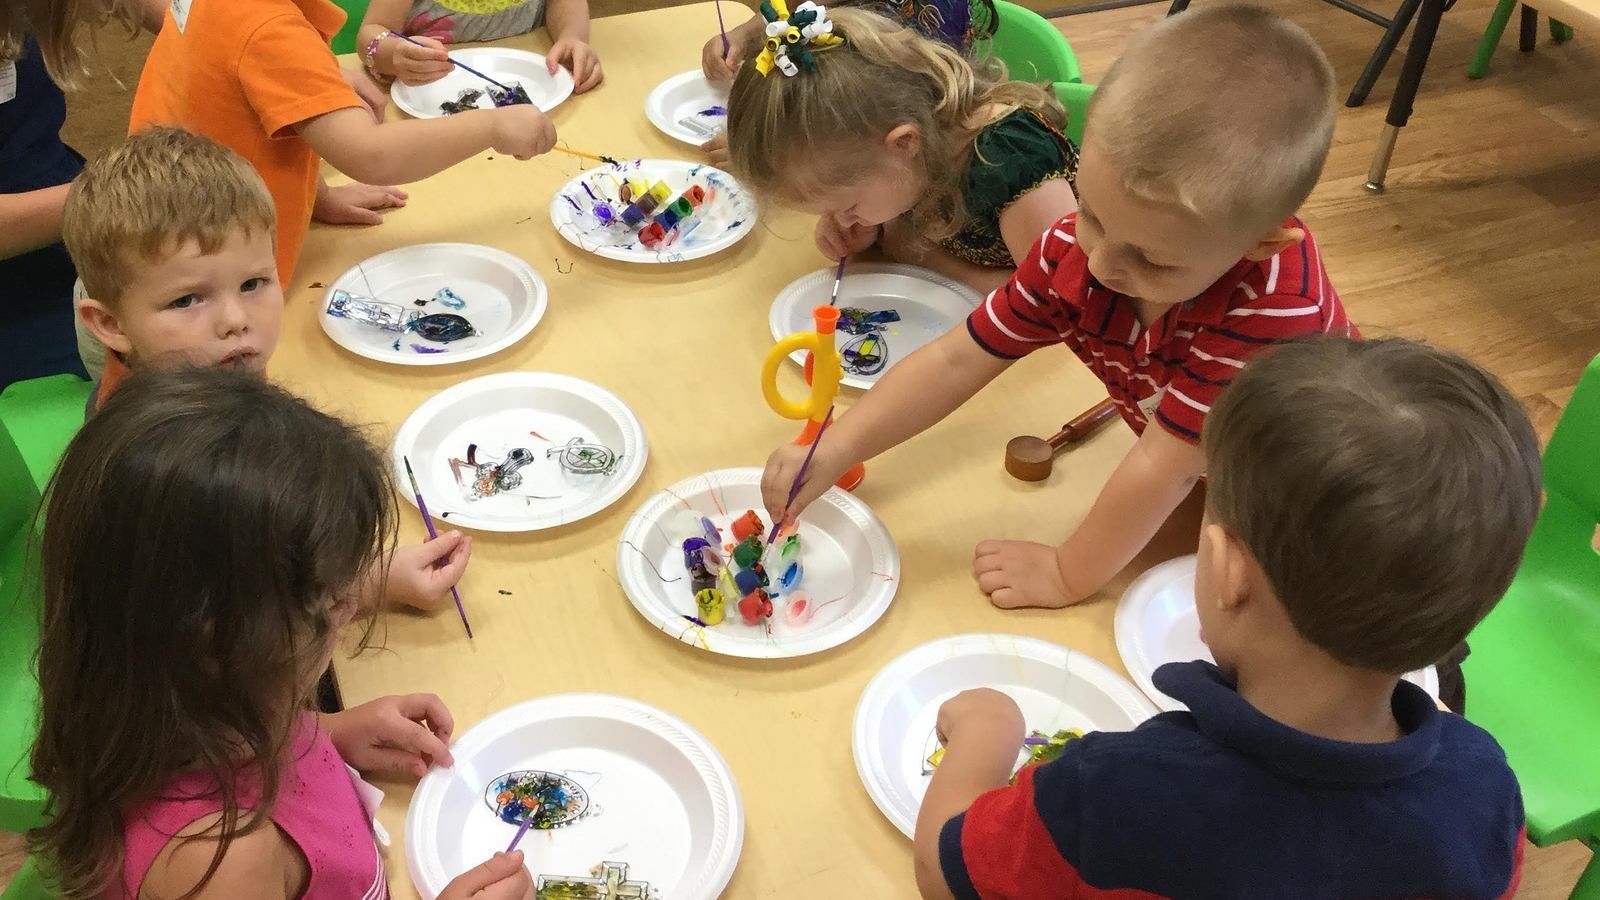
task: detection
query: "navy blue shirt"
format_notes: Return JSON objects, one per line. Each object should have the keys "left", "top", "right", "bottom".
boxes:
{"left": 940, "top": 661, "right": 1525, "bottom": 899}
{"left": 1, "top": 35, "right": 89, "bottom": 391}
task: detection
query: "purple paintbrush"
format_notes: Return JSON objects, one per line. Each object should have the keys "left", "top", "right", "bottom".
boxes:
{"left": 506, "top": 810, "right": 537, "bottom": 853}
{"left": 715, "top": 0, "right": 731, "bottom": 57}
{"left": 403, "top": 456, "right": 473, "bottom": 639}
{"left": 828, "top": 255, "right": 847, "bottom": 306}
{"left": 768, "top": 406, "right": 835, "bottom": 544}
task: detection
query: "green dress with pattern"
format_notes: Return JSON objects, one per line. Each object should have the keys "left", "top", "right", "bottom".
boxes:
{"left": 938, "top": 108, "right": 1080, "bottom": 268}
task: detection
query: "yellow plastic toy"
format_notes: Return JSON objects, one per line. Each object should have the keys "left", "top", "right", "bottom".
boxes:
{"left": 761, "top": 304, "right": 865, "bottom": 492}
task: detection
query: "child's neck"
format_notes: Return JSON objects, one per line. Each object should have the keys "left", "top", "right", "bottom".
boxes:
{"left": 1234, "top": 651, "right": 1403, "bottom": 744}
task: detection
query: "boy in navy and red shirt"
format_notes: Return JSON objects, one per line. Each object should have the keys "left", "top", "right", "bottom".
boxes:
{"left": 757, "top": 6, "right": 1352, "bottom": 612}
{"left": 917, "top": 337, "right": 1536, "bottom": 899}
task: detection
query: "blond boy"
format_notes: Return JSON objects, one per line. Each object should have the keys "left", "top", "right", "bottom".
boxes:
{"left": 63, "top": 127, "right": 468, "bottom": 613}
{"left": 762, "top": 6, "right": 1353, "bottom": 609}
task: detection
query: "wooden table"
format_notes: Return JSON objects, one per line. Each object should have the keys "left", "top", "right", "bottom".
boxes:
{"left": 283, "top": 6, "right": 1196, "bottom": 896}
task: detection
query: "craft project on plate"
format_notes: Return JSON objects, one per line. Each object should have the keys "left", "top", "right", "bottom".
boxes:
{"left": 485, "top": 770, "right": 593, "bottom": 828}
{"left": 921, "top": 727, "right": 1084, "bottom": 776}
{"left": 550, "top": 159, "right": 758, "bottom": 263}
{"left": 449, "top": 436, "right": 623, "bottom": 504}
{"left": 536, "top": 861, "right": 656, "bottom": 899}
{"left": 327, "top": 287, "right": 479, "bottom": 356}
{"left": 439, "top": 82, "right": 532, "bottom": 115}
{"left": 837, "top": 306, "right": 902, "bottom": 377}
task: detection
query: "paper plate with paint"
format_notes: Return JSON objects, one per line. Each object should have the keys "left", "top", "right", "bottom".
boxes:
{"left": 391, "top": 47, "right": 574, "bottom": 119}
{"left": 320, "top": 243, "right": 547, "bottom": 367}
{"left": 549, "top": 159, "right": 757, "bottom": 264}
{"left": 406, "top": 694, "right": 743, "bottom": 900}
{"left": 1115, "top": 555, "right": 1441, "bottom": 712}
{"left": 770, "top": 263, "right": 982, "bottom": 390}
{"left": 645, "top": 69, "right": 730, "bottom": 147}
{"left": 853, "top": 633, "right": 1158, "bottom": 838}
{"left": 391, "top": 372, "right": 647, "bottom": 532}
{"left": 616, "top": 467, "right": 899, "bottom": 659}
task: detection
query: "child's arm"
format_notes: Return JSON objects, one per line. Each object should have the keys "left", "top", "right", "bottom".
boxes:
{"left": 296, "top": 104, "right": 555, "bottom": 186}
{"left": 913, "top": 689, "right": 1025, "bottom": 900}
{"left": 760, "top": 324, "right": 1012, "bottom": 523}
{"left": 546, "top": 0, "right": 603, "bottom": 93}
{"left": 976, "top": 422, "right": 1206, "bottom": 608}
{"left": 357, "top": 0, "right": 454, "bottom": 85}
{"left": 998, "top": 179, "right": 1078, "bottom": 268}
{"left": 0, "top": 184, "right": 70, "bottom": 259}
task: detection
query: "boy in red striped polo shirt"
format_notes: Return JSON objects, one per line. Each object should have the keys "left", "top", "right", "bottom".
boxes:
{"left": 760, "top": 5, "right": 1353, "bottom": 610}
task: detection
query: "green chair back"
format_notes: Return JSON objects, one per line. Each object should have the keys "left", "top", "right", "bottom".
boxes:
{"left": 330, "top": 0, "right": 372, "bottom": 55}
{"left": 0, "top": 855, "right": 51, "bottom": 900}
{"left": 1463, "top": 353, "right": 1600, "bottom": 895}
{"left": 0, "top": 375, "right": 91, "bottom": 834}
{"left": 978, "top": 0, "right": 1083, "bottom": 84}
{"left": 1053, "top": 80, "right": 1094, "bottom": 146}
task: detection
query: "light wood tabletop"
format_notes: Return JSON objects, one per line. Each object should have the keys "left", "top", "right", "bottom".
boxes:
{"left": 278, "top": 5, "right": 1198, "bottom": 896}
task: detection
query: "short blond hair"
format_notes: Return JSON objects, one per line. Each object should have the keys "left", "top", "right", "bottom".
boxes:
{"left": 63, "top": 126, "right": 276, "bottom": 304}
{"left": 1086, "top": 4, "right": 1336, "bottom": 236}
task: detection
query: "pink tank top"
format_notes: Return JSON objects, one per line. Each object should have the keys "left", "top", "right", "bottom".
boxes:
{"left": 113, "top": 712, "right": 387, "bottom": 900}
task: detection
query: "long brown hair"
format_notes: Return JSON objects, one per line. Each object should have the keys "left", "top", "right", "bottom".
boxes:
{"left": 27, "top": 367, "right": 398, "bottom": 898}
{"left": 1, "top": 0, "right": 143, "bottom": 86}
{"left": 727, "top": 6, "right": 1061, "bottom": 242}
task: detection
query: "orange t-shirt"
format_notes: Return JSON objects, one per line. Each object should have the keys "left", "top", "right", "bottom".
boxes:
{"left": 129, "top": 0, "right": 362, "bottom": 284}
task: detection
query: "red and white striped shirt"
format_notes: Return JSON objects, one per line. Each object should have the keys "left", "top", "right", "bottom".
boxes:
{"left": 966, "top": 214, "right": 1356, "bottom": 442}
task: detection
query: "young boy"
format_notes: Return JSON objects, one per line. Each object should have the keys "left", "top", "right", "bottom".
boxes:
{"left": 917, "top": 337, "right": 1537, "bottom": 899}
{"left": 63, "top": 126, "right": 469, "bottom": 614}
{"left": 760, "top": 6, "right": 1352, "bottom": 610}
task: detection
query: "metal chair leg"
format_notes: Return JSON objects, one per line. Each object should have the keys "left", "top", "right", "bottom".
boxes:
{"left": 1166, "top": 0, "right": 1192, "bottom": 15}
{"left": 1347, "top": 0, "right": 1423, "bottom": 106}
{"left": 1365, "top": 0, "right": 1447, "bottom": 192}
{"left": 1520, "top": 5, "right": 1538, "bottom": 49}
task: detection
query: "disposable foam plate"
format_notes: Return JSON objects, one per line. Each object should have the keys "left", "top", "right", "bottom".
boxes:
{"left": 644, "top": 69, "right": 730, "bottom": 147}
{"left": 769, "top": 264, "right": 982, "bottom": 390}
{"left": 549, "top": 159, "right": 757, "bottom": 264}
{"left": 1114, "top": 555, "right": 1441, "bottom": 712}
{"left": 405, "top": 694, "right": 742, "bottom": 900}
{"left": 391, "top": 47, "right": 574, "bottom": 119}
{"left": 853, "top": 633, "right": 1158, "bottom": 837}
{"left": 616, "top": 467, "right": 899, "bottom": 658}
{"left": 391, "top": 372, "right": 647, "bottom": 532}
{"left": 321, "top": 243, "right": 547, "bottom": 366}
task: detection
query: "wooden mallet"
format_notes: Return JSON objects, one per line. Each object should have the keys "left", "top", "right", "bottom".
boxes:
{"left": 1004, "top": 398, "right": 1120, "bottom": 481}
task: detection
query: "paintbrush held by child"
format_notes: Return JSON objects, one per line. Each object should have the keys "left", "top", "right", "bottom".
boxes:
{"left": 760, "top": 5, "right": 1351, "bottom": 611}
{"left": 359, "top": 0, "right": 604, "bottom": 93}
{"left": 722, "top": 4, "right": 1078, "bottom": 293}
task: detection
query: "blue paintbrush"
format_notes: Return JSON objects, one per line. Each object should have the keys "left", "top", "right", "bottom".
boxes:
{"left": 394, "top": 33, "right": 519, "bottom": 94}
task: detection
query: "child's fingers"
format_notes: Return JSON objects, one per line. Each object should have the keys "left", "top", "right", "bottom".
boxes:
{"left": 448, "top": 852, "right": 526, "bottom": 898}
{"left": 398, "top": 692, "right": 456, "bottom": 748}
{"left": 386, "top": 715, "right": 453, "bottom": 770}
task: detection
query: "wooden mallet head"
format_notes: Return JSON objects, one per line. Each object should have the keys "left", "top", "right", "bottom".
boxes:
{"left": 1004, "top": 398, "right": 1120, "bottom": 481}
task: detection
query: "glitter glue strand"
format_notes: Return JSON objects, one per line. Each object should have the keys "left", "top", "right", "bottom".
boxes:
{"left": 620, "top": 539, "right": 681, "bottom": 582}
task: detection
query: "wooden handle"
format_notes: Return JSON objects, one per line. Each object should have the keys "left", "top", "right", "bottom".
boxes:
{"left": 1047, "top": 398, "right": 1119, "bottom": 450}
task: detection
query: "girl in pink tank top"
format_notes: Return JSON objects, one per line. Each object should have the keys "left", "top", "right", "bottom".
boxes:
{"left": 24, "top": 368, "right": 533, "bottom": 900}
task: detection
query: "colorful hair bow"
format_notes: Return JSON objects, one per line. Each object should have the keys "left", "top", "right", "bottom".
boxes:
{"left": 755, "top": 1, "right": 844, "bottom": 77}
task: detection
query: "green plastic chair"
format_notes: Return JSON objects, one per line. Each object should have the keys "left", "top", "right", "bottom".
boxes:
{"left": 330, "top": 0, "right": 372, "bottom": 55}
{"left": 978, "top": 0, "right": 1083, "bottom": 84}
{"left": 1463, "top": 352, "right": 1600, "bottom": 898}
{"left": 1469, "top": 0, "right": 1575, "bottom": 78}
{"left": 0, "top": 375, "right": 91, "bottom": 837}
{"left": 1053, "top": 80, "right": 1095, "bottom": 146}
{"left": 0, "top": 856, "right": 50, "bottom": 900}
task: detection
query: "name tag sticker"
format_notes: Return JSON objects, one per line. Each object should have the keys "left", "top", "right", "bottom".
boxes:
{"left": 171, "top": 0, "right": 192, "bottom": 32}
{"left": 0, "top": 63, "right": 17, "bottom": 105}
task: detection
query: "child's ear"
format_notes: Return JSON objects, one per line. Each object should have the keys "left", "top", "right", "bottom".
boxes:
{"left": 1243, "top": 226, "right": 1306, "bottom": 261}
{"left": 1204, "top": 523, "right": 1252, "bottom": 614}
{"left": 884, "top": 124, "right": 922, "bottom": 160}
{"left": 78, "top": 298, "right": 134, "bottom": 357}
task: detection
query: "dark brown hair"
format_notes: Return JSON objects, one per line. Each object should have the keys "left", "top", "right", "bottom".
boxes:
{"left": 27, "top": 367, "right": 397, "bottom": 898}
{"left": 1202, "top": 337, "right": 1542, "bottom": 673}
{"left": 726, "top": 6, "right": 1060, "bottom": 243}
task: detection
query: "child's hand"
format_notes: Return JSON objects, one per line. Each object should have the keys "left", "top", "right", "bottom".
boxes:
{"left": 341, "top": 67, "right": 390, "bottom": 122}
{"left": 438, "top": 851, "right": 534, "bottom": 900}
{"left": 394, "top": 34, "right": 453, "bottom": 85}
{"left": 313, "top": 181, "right": 408, "bottom": 226}
{"left": 488, "top": 106, "right": 558, "bottom": 160}
{"left": 701, "top": 33, "right": 741, "bottom": 81}
{"left": 761, "top": 439, "right": 851, "bottom": 528}
{"left": 815, "top": 212, "right": 881, "bottom": 260}
{"left": 703, "top": 131, "right": 730, "bottom": 168}
{"left": 935, "top": 688, "right": 1024, "bottom": 750}
{"left": 973, "top": 539, "right": 1082, "bottom": 609}
{"left": 387, "top": 531, "right": 473, "bottom": 610}
{"left": 325, "top": 693, "right": 455, "bottom": 779}
{"left": 547, "top": 37, "right": 603, "bottom": 93}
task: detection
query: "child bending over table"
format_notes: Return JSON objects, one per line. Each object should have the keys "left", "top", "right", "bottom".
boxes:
{"left": 917, "top": 337, "right": 1536, "bottom": 898}
{"left": 64, "top": 127, "right": 471, "bottom": 615}
{"left": 723, "top": 4, "right": 1077, "bottom": 294}
{"left": 359, "top": 0, "right": 603, "bottom": 93}
{"left": 759, "top": 6, "right": 1350, "bottom": 608}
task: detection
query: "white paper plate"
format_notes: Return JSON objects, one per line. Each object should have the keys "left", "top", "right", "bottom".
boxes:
{"left": 391, "top": 373, "right": 647, "bottom": 532}
{"left": 769, "top": 264, "right": 982, "bottom": 390}
{"left": 616, "top": 467, "right": 899, "bottom": 658}
{"left": 644, "top": 69, "right": 730, "bottom": 147}
{"left": 391, "top": 47, "right": 574, "bottom": 119}
{"left": 549, "top": 159, "right": 757, "bottom": 264}
{"left": 853, "top": 634, "right": 1158, "bottom": 838}
{"left": 405, "top": 694, "right": 743, "bottom": 900}
{"left": 1114, "top": 555, "right": 1441, "bottom": 712}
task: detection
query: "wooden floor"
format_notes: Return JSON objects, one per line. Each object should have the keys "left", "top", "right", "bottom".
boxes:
{"left": 11, "top": 0, "right": 1597, "bottom": 893}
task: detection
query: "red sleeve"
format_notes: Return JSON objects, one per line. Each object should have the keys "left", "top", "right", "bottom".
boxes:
{"left": 938, "top": 765, "right": 1082, "bottom": 900}
{"left": 240, "top": 13, "right": 362, "bottom": 138}
{"left": 964, "top": 218, "right": 1074, "bottom": 360}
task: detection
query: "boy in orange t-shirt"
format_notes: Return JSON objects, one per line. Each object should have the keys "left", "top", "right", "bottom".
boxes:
{"left": 130, "top": 0, "right": 557, "bottom": 284}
